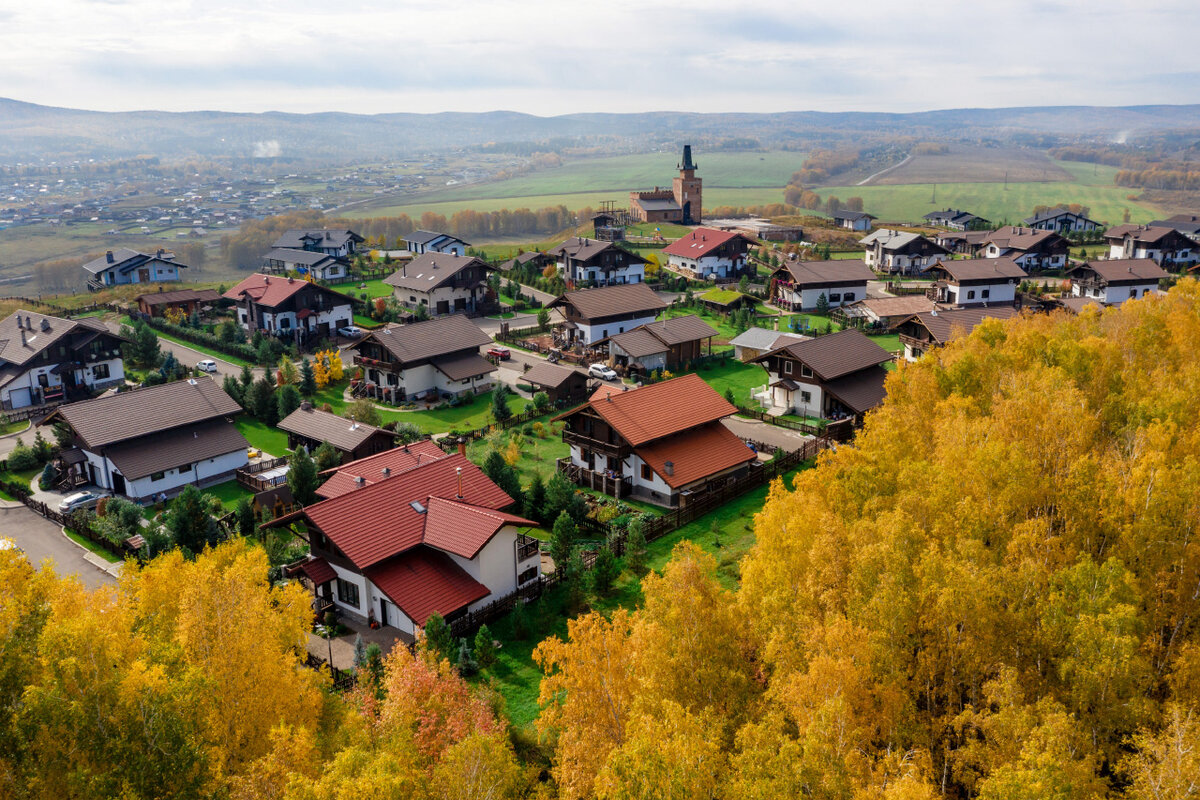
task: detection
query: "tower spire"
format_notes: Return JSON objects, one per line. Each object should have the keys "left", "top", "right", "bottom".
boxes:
{"left": 679, "top": 144, "right": 695, "bottom": 172}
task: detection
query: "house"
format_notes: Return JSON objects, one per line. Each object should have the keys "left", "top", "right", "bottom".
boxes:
{"left": 1023, "top": 208, "right": 1102, "bottom": 233}
{"left": 835, "top": 295, "right": 937, "bottom": 330}
{"left": 891, "top": 307, "right": 1020, "bottom": 362}
{"left": 922, "top": 258, "right": 1027, "bottom": 306}
{"left": 661, "top": 228, "right": 756, "bottom": 281}
{"left": 1103, "top": 224, "right": 1198, "bottom": 268}
{"left": 933, "top": 230, "right": 991, "bottom": 256}
{"left": 596, "top": 315, "right": 718, "bottom": 373}
{"left": 403, "top": 230, "right": 470, "bottom": 256}
{"left": 521, "top": 361, "right": 589, "bottom": 406}
{"left": 498, "top": 251, "right": 554, "bottom": 273}
{"left": 750, "top": 329, "right": 892, "bottom": 422}
{"left": 1149, "top": 214, "right": 1200, "bottom": 242}
{"left": 273, "top": 453, "right": 540, "bottom": 637}
{"left": 768, "top": 258, "right": 875, "bottom": 311}
{"left": 707, "top": 217, "right": 802, "bottom": 242}
{"left": 262, "top": 248, "right": 349, "bottom": 281}
{"left": 1065, "top": 259, "right": 1168, "bottom": 306}
{"left": 135, "top": 288, "right": 223, "bottom": 319}
{"left": 833, "top": 211, "right": 877, "bottom": 231}
{"left": 629, "top": 144, "right": 702, "bottom": 225}
{"left": 860, "top": 230, "right": 949, "bottom": 275}
{"left": 352, "top": 315, "right": 495, "bottom": 404}
{"left": 923, "top": 209, "right": 990, "bottom": 231}
{"left": 273, "top": 229, "right": 364, "bottom": 259}
{"left": 0, "top": 311, "right": 126, "bottom": 411}
{"left": 383, "top": 252, "right": 498, "bottom": 316}
{"left": 316, "top": 440, "right": 448, "bottom": 500}
{"left": 223, "top": 274, "right": 355, "bottom": 343}
{"left": 548, "top": 237, "right": 647, "bottom": 287}
{"left": 547, "top": 283, "right": 667, "bottom": 346}
{"left": 728, "top": 327, "right": 810, "bottom": 363}
{"left": 44, "top": 377, "right": 248, "bottom": 503}
{"left": 82, "top": 247, "right": 186, "bottom": 290}
{"left": 981, "top": 226, "right": 1070, "bottom": 271}
{"left": 277, "top": 403, "right": 396, "bottom": 463}
{"left": 553, "top": 373, "right": 756, "bottom": 507}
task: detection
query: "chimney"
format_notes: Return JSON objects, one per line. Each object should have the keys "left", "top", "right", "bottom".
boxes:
{"left": 456, "top": 465, "right": 463, "bottom": 499}
{"left": 288, "top": 276, "right": 294, "bottom": 283}
{"left": 105, "top": 250, "right": 114, "bottom": 263}
{"left": 664, "top": 460, "right": 674, "bottom": 477}
{"left": 263, "top": 275, "right": 270, "bottom": 283}
{"left": 355, "top": 475, "right": 365, "bottom": 487}
{"left": 457, "top": 437, "right": 466, "bottom": 456}
{"left": 300, "top": 401, "right": 312, "bottom": 411}
{"left": 416, "top": 453, "right": 422, "bottom": 466}
{"left": 15, "top": 315, "right": 22, "bottom": 330}
{"left": 382, "top": 467, "right": 391, "bottom": 478}
{"left": 19, "top": 329, "right": 25, "bottom": 346}
{"left": 40, "top": 318, "right": 49, "bottom": 331}
{"left": 156, "top": 248, "right": 165, "bottom": 258}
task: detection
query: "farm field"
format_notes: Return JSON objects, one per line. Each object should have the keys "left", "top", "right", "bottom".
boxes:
{"left": 867, "top": 145, "right": 1074, "bottom": 185}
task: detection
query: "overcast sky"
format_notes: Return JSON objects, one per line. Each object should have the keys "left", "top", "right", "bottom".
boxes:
{"left": 1, "top": 0, "right": 1196, "bottom": 116}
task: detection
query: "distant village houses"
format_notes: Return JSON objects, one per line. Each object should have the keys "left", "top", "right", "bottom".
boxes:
{"left": 1023, "top": 208, "right": 1101, "bottom": 234}
{"left": 833, "top": 210, "right": 876, "bottom": 232}
{"left": 981, "top": 226, "right": 1069, "bottom": 271}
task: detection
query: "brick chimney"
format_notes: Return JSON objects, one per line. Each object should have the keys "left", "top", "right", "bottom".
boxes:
{"left": 457, "top": 437, "right": 466, "bottom": 456}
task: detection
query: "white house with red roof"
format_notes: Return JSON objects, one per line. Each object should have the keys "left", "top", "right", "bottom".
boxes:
{"left": 223, "top": 273, "right": 355, "bottom": 343}
{"left": 273, "top": 452, "right": 540, "bottom": 637}
{"left": 662, "top": 228, "right": 757, "bottom": 281}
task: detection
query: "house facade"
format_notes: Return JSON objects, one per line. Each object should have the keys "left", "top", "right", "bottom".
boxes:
{"left": 82, "top": 248, "right": 185, "bottom": 290}
{"left": 598, "top": 314, "right": 717, "bottom": 373}
{"left": 860, "top": 230, "right": 949, "bottom": 275}
{"left": 45, "top": 378, "right": 248, "bottom": 503}
{"left": 1104, "top": 225, "right": 1199, "bottom": 268}
{"left": 1023, "top": 208, "right": 1101, "bottom": 233}
{"left": 547, "top": 283, "right": 667, "bottom": 346}
{"left": 262, "top": 248, "right": 349, "bottom": 281}
{"left": 0, "top": 311, "right": 126, "bottom": 411}
{"left": 768, "top": 258, "right": 875, "bottom": 311}
{"left": 981, "top": 226, "right": 1070, "bottom": 271}
{"left": 554, "top": 374, "right": 756, "bottom": 507}
{"left": 833, "top": 211, "right": 876, "bottom": 231}
{"left": 273, "top": 229, "right": 364, "bottom": 259}
{"left": 661, "top": 228, "right": 756, "bottom": 281}
{"left": 403, "top": 230, "right": 470, "bottom": 256}
{"left": 224, "top": 274, "right": 354, "bottom": 343}
{"left": 352, "top": 315, "right": 495, "bottom": 404}
{"left": 629, "top": 144, "right": 702, "bottom": 225}
{"left": 549, "top": 237, "right": 647, "bottom": 287}
{"left": 1066, "top": 259, "right": 1167, "bottom": 306}
{"left": 383, "top": 253, "right": 497, "bottom": 316}
{"left": 891, "top": 307, "right": 1020, "bottom": 362}
{"left": 750, "top": 329, "right": 892, "bottom": 422}
{"left": 521, "top": 361, "right": 589, "bottom": 406}
{"left": 922, "top": 258, "right": 1027, "bottom": 306}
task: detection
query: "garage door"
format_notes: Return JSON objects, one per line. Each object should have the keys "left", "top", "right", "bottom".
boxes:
{"left": 7, "top": 387, "right": 31, "bottom": 409}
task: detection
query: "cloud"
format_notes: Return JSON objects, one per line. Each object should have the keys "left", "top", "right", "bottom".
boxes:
{"left": 252, "top": 140, "right": 281, "bottom": 158}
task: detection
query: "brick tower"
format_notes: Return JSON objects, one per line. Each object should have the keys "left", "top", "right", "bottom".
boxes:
{"left": 672, "top": 144, "right": 701, "bottom": 225}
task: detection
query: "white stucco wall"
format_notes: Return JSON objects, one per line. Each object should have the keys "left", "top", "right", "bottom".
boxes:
{"left": 798, "top": 284, "right": 865, "bottom": 310}
{"left": 667, "top": 253, "right": 743, "bottom": 279}
{"left": 947, "top": 282, "right": 1016, "bottom": 305}
{"left": 575, "top": 313, "right": 660, "bottom": 345}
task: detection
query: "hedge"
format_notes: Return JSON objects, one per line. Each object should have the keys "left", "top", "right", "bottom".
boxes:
{"left": 142, "top": 317, "right": 259, "bottom": 363}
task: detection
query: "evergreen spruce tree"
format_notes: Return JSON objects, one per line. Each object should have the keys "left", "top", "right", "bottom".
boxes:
{"left": 299, "top": 358, "right": 317, "bottom": 397}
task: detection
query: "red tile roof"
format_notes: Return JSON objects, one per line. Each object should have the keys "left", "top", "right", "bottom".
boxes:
{"left": 317, "top": 441, "right": 448, "bottom": 499}
{"left": 365, "top": 548, "right": 490, "bottom": 626}
{"left": 662, "top": 228, "right": 753, "bottom": 258}
{"left": 634, "top": 422, "right": 756, "bottom": 488}
{"left": 297, "top": 556, "right": 337, "bottom": 585}
{"left": 223, "top": 273, "right": 311, "bottom": 307}
{"left": 423, "top": 497, "right": 535, "bottom": 559}
{"left": 560, "top": 372, "right": 736, "bottom": 447}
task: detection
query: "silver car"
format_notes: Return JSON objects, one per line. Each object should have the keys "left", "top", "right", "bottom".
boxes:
{"left": 58, "top": 490, "right": 104, "bottom": 514}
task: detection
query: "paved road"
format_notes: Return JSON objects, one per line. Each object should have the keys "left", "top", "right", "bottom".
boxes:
{"left": 722, "top": 416, "right": 812, "bottom": 451}
{"left": 0, "top": 505, "right": 116, "bottom": 589}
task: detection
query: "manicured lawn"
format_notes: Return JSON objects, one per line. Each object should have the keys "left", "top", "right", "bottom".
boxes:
{"left": 0, "top": 466, "right": 42, "bottom": 492}
{"left": 311, "top": 380, "right": 530, "bottom": 435}
{"left": 777, "top": 313, "right": 841, "bottom": 335}
{"left": 64, "top": 529, "right": 122, "bottom": 563}
{"left": 205, "top": 479, "right": 256, "bottom": 511}
{"left": 867, "top": 333, "right": 902, "bottom": 353}
{"left": 234, "top": 416, "right": 290, "bottom": 457}
{"left": 465, "top": 420, "right": 570, "bottom": 486}
{"left": 0, "top": 419, "right": 29, "bottom": 436}
{"left": 693, "top": 358, "right": 767, "bottom": 406}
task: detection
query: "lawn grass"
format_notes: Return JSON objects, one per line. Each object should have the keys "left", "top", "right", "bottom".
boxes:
{"left": 205, "top": 479, "right": 256, "bottom": 511}
{"left": 234, "top": 416, "right": 290, "bottom": 457}
{"left": 465, "top": 420, "right": 570, "bottom": 486}
{"left": 699, "top": 288, "right": 745, "bottom": 305}
{"left": 691, "top": 358, "right": 767, "bottom": 406}
{"left": 867, "top": 333, "right": 902, "bottom": 353}
{"left": 311, "top": 380, "right": 531, "bottom": 435}
{"left": 64, "top": 529, "right": 122, "bottom": 563}
{"left": 0, "top": 419, "right": 30, "bottom": 436}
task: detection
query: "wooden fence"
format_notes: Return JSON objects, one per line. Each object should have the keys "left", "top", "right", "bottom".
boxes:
{"left": 1, "top": 402, "right": 63, "bottom": 426}
{"left": 321, "top": 268, "right": 396, "bottom": 287}
{"left": 303, "top": 652, "right": 358, "bottom": 692}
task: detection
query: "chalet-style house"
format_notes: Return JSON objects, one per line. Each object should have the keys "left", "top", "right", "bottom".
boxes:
{"left": 923, "top": 209, "right": 990, "bottom": 230}
{"left": 82, "top": 248, "right": 185, "bottom": 290}
{"left": 547, "top": 283, "right": 667, "bottom": 346}
{"left": 403, "top": 230, "right": 470, "bottom": 256}
{"left": 629, "top": 145, "right": 702, "bottom": 225}
{"left": 1149, "top": 214, "right": 1200, "bottom": 241}
{"left": 273, "top": 229, "right": 364, "bottom": 259}
{"left": 892, "top": 307, "right": 1020, "bottom": 362}
{"left": 315, "top": 440, "right": 448, "bottom": 500}
{"left": 554, "top": 373, "right": 756, "bottom": 507}
{"left": 353, "top": 315, "right": 495, "bottom": 404}
{"left": 861, "top": 230, "right": 949, "bottom": 275}
{"left": 1104, "top": 224, "right": 1198, "bottom": 268}
{"left": 223, "top": 274, "right": 354, "bottom": 343}
{"left": 135, "top": 288, "right": 223, "bottom": 319}
{"left": 277, "top": 453, "right": 540, "bottom": 637}
{"left": 0, "top": 311, "right": 126, "bottom": 411}
{"left": 729, "top": 327, "right": 809, "bottom": 363}
{"left": 45, "top": 378, "right": 247, "bottom": 503}
{"left": 262, "top": 248, "right": 349, "bottom": 281}
{"left": 833, "top": 211, "right": 877, "bottom": 231}
{"left": 922, "top": 258, "right": 1027, "bottom": 306}
{"left": 278, "top": 403, "right": 396, "bottom": 463}
{"left": 933, "top": 230, "right": 991, "bottom": 256}
{"left": 981, "top": 226, "right": 1069, "bottom": 271}
{"left": 498, "top": 251, "right": 554, "bottom": 273}
{"left": 597, "top": 315, "right": 717, "bottom": 373}
{"left": 768, "top": 258, "right": 875, "bottom": 311}
{"left": 836, "top": 295, "right": 937, "bottom": 330}
{"left": 750, "top": 329, "right": 892, "bottom": 422}
{"left": 661, "top": 228, "right": 756, "bottom": 282}
{"left": 383, "top": 252, "right": 497, "bottom": 316}
{"left": 521, "top": 361, "right": 589, "bottom": 406}
{"left": 1065, "top": 259, "right": 1168, "bottom": 306}
{"left": 549, "top": 237, "right": 647, "bottom": 287}
{"left": 1023, "top": 208, "right": 1101, "bottom": 233}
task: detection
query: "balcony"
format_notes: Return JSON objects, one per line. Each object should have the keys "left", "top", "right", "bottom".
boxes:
{"left": 516, "top": 533, "right": 540, "bottom": 563}
{"left": 353, "top": 354, "right": 400, "bottom": 371}
{"left": 898, "top": 333, "right": 931, "bottom": 352}
{"left": 562, "top": 429, "right": 629, "bottom": 459}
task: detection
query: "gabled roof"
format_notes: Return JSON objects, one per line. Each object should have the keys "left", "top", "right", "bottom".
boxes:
{"left": 522, "top": 361, "right": 585, "bottom": 389}
{"left": 223, "top": 273, "right": 352, "bottom": 309}
{"left": 360, "top": 316, "right": 492, "bottom": 365}
{"left": 1023, "top": 208, "right": 1099, "bottom": 226}
{"left": 634, "top": 423, "right": 756, "bottom": 489}
{"left": 600, "top": 314, "right": 719, "bottom": 357}
{"left": 1067, "top": 258, "right": 1168, "bottom": 282}
{"left": 273, "top": 229, "right": 363, "bottom": 249}
{"left": 549, "top": 283, "right": 666, "bottom": 321}
{"left": 364, "top": 548, "right": 489, "bottom": 627}
{"left": 923, "top": 257, "right": 1027, "bottom": 282}
{"left": 633, "top": 197, "right": 682, "bottom": 212}
{"left": 0, "top": 310, "right": 122, "bottom": 368}
{"left": 823, "top": 367, "right": 889, "bottom": 414}
{"left": 840, "top": 295, "right": 936, "bottom": 319}
{"left": 135, "top": 289, "right": 222, "bottom": 306}
{"left": 263, "top": 248, "right": 343, "bottom": 267}
{"left": 752, "top": 328, "right": 892, "bottom": 381}
{"left": 53, "top": 377, "right": 242, "bottom": 449}
{"left": 662, "top": 228, "right": 755, "bottom": 259}
{"left": 317, "top": 441, "right": 448, "bottom": 499}
{"left": 859, "top": 230, "right": 941, "bottom": 253}
{"left": 834, "top": 211, "right": 876, "bottom": 222}
{"left": 924, "top": 209, "right": 985, "bottom": 225}
{"left": 383, "top": 252, "right": 493, "bottom": 293}
{"left": 775, "top": 259, "right": 875, "bottom": 286}
{"left": 81, "top": 248, "right": 183, "bottom": 275}
{"left": 431, "top": 351, "right": 496, "bottom": 381}
{"left": 404, "top": 229, "right": 468, "bottom": 247}
{"left": 278, "top": 405, "right": 390, "bottom": 452}
{"left": 422, "top": 496, "right": 535, "bottom": 559}
{"left": 557, "top": 373, "right": 735, "bottom": 447}
{"left": 891, "top": 307, "right": 1020, "bottom": 345}
{"left": 983, "top": 226, "right": 1067, "bottom": 253}
{"left": 549, "top": 237, "right": 648, "bottom": 266}
{"left": 1104, "top": 224, "right": 1193, "bottom": 245}
{"left": 104, "top": 419, "right": 248, "bottom": 480}
{"left": 728, "top": 327, "right": 810, "bottom": 351}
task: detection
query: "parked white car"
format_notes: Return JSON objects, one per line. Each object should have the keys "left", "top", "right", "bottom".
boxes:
{"left": 196, "top": 359, "right": 218, "bottom": 373}
{"left": 588, "top": 363, "right": 618, "bottom": 381}
{"left": 58, "top": 490, "right": 105, "bottom": 514}
{"left": 338, "top": 325, "right": 364, "bottom": 338}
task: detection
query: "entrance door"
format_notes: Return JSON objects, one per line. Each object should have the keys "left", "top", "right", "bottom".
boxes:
{"left": 379, "top": 598, "right": 389, "bottom": 627}
{"left": 112, "top": 472, "right": 126, "bottom": 496}
{"left": 436, "top": 300, "right": 450, "bottom": 315}
{"left": 138, "top": 268, "right": 150, "bottom": 283}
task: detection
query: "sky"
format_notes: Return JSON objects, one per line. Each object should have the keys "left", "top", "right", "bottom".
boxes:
{"left": 0, "top": 0, "right": 1197, "bottom": 116}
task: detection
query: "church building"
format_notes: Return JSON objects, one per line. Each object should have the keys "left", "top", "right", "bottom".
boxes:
{"left": 629, "top": 145, "right": 702, "bottom": 225}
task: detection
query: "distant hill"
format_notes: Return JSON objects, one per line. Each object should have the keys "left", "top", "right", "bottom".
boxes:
{"left": 2, "top": 98, "right": 1200, "bottom": 163}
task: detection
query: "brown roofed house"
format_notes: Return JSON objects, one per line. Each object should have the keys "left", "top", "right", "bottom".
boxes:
{"left": 278, "top": 403, "right": 396, "bottom": 463}
{"left": 1104, "top": 225, "right": 1198, "bottom": 268}
{"left": 922, "top": 257, "right": 1027, "bottom": 306}
{"left": 768, "top": 258, "right": 874, "bottom": 312}
{"left": 890, "top": 307, "right": 1020, "bottom": 362}
{"left": 521, "top": 361, "right": 589, "bottom": 406}
{"left": 0, "top": 310, "right": 127, "bottom": 411}
{"left": 353, "top": 315, "right": 496, "bottom": 405}
{"left": 981, "top": 226, "right": 1069, "bottom": 271}
{"left": 595, "top": 314, "right": 717, "bottom": 373}
{"left": 383, "top": 252, "right": 498, "bottom": 317}
{"left": 547, "top": 283, "right": 667, "bottom": 346}
{"left": 549, "top": 237, "right": 648, "bottom": 288}
{"left": 136, "top": 288, "right": 223, "bottom": 319}
{"left": 1065, "top": 259, "right": 1167, "bottom": 306}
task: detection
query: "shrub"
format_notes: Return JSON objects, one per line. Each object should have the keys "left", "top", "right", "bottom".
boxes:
{"left": 473, "top": 624, "right": 497, "bottom": 669}
{"left": 590, "top": 548, "right": 620, "bottom": 598}
{"left": 7, "top": 438, "right": 39, "bottom": 471}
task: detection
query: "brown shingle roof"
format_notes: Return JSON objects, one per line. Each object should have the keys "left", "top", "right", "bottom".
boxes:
{"left": 550, "top": 283, "right": 666, "bottom": 321}
{"left": 1103, "top": 224, "right": 1181, "bottom": 244}
{"left": 559, "top": 373, "right": 736, "bottom": 447}
{"left": 600, "top": 314, "right": 719, "bottom": 358}
{"left": 522, "top": 361, "right": 584, "bottom": 389}
{"left": 383, "top": 253, "right": 493, "bottom": 292}
{"left": 924, "top": 257, "right": 1027, "bottom": 282}
{"left": 753, "top": 329, "right": 892, "bottom": 381}
{"left": 822, "top": 367, "right": 889, "bottom": 414}
{"left": 277, "top": 406, "right": 390, "bottom": 452}
{"left": 1067, "top": 258, "right": 1168, "bottom": 283}
{"left": 431, "top": 352, "right": 497, "bottom": 381}
{"left": 55, "top": 377, "right": 242, "bottom": 449}
{"left": 892, "top": 307, "right": 1020, "bottom": 345}
{"left": 361, "top": 316, "right": 493, "bottom": 365}
{"left": 104, "top": 419, "right": 248, "bottom": 480}
{"left": 984, "top": 226, "right": 1066, "bottom": 253}
{"left": 634, "top": 422, "right": 756, "bottom": 489}
{"left": 777, "top": 259, "right": 875, "bottom": 286}
{"left": 0, "top": 310, "right": 120, "bottom": 368}
{"left": 135, "top": 289, "right": 223, "bottom": 306}
{"left": 844, "top": 295, "right": 936, "bottom": 318}
{"left": 549, "top": 237, "right": 647, "bottom": 265}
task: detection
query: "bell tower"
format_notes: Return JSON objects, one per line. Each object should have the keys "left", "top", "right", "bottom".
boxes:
{"left": 672, "top": 144, "right": 702, "bottom": 225}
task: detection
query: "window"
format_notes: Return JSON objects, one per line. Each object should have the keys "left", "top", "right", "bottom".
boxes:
{"left": 150, "top": 471, "right": 165, "bottom": 482}
{"left": 641, "top": 463, "right": 652, "bottom": 481}
{"left": 336, "top": 578, "right": 360, "bottom": 608}
{"left": 461, "top": 379, "right": 471, "bottom": 385}
{"left": 783, "top": 361, "right": 792, "bottom": 375}
{"left": 967, "top": 290, "right": 976, "bottom": 300}
{"left": 800, "top": 390, "right": 812, "bottom": 404}
{"left": 843, "top": 292, "right": 855, "bottom": 302}
{"left": 1130, "top": 288, "right": 1138, "bottom": 298}
{"left": 92, "top": 363, "right": 110, "bottom": 380}
{"left": 981, "top": 289, "right": 990, "bottom": 299}
{"left": 800, "top": 365, "right": 813, "bottom": 379}
{"left": 829, "top": 293, "right": 841, "bottom": 302}
{"left": 178, "top": 463, "right": 192, "bottom": 473}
